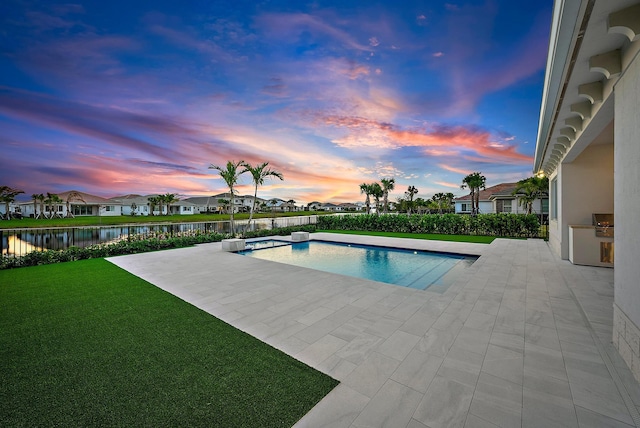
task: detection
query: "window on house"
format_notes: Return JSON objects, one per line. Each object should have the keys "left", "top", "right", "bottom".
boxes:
{"left": 503, "top": 200, "right": 512, "bottom": 213}
{"left": 105, "top": 205, "right": 114, "bottom": 212}
{"left": 541, "top": 199, "right": 549, "bottom": 214}
{"left": 461, "top": 203, "right": 469, "bottom": 212}
{"left": 73, "top": 205, "right": 92, "bottom": 215}
{"left": 551, "top": 178, "right": 558, "bottom": 219}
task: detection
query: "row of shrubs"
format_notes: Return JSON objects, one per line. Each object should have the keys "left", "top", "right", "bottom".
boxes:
{"left": 318, "top": 213, "right": 541, "bottom": 237}
{"left": 0, "top": 225, "right": 317, "bottom": 270}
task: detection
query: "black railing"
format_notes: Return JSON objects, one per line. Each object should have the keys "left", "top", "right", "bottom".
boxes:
{"left": 0, "top": 216, "right": 318, "bottom": 258}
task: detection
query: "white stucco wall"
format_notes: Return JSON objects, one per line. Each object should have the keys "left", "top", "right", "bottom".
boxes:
{"left": 557, "top": 143, "right": 614, "bottom": 259}
{"left": 614, "top": 53, "right": 640, "bottom": 328}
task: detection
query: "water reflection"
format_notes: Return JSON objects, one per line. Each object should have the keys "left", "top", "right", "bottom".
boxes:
{"left": 1, "top": 216, "right": 315, "bottom": 257}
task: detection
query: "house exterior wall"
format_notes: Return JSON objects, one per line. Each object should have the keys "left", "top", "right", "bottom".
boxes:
{"left": 551, "top": 143, "right": 614, "bottom": 260}
{"left": 614, "top": 52, "right": 640, "bottom": 382}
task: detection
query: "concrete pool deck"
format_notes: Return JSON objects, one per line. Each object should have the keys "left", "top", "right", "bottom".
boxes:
{"left": 108, "top": 233, "right": 640, "bottom": 427}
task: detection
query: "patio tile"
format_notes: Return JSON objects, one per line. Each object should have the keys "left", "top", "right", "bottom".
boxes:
{"left": 450, "top": 327, "right": 491, "bottom": 356}
{"left": 376, "top": 330, "right": 421, "bottom": 361}
{"left": 465, "top": 311, "right": 496, "bottom": 332}
{"left": 390, "top": 349, "right": 443, "bottom": 393}
{"left": 437, "top": 347, "right": 484, "bottom": 388}
{"left": 482, "top": 343, "right": 524, "bottom": 386}
{"left": 334, "top": 332, "right": 384, "bottom": 365}
{"left": 524, "top": 342, "right": 568, "bottom": 381}
{"left": 522, "top": 386, "right": 578, "bottom": 428}
{"left": 342, "top": 352, "right": 401, "bottom": 398}
{"left": 364, "top": 316, "right": 404, "bottom": 339}
{"left": 575, "top": 405, "right": 635, "bottom": 428}
{"left": 464, "top": 414, "right": 501, "bottom": 428}
{"left": 399, "top": 311, "right": 437, "bottom": 336}
{"left": 413, "top": 375, "right": 475, "bottom": 428}
{"left": 295, "top": 334, "right": 347, "bottom": 367}
{"left": 525, "top": 323, "right": 561, "bottom": 351}
{"left": 416, "top": 328, "right": 457, "bottom": 357}
{"left": 293, "top": 384, "right": 369, "bottom": 428}
{"left": 352, "top": 380, "right": 423, "bottom": 428}
{"left": 468, "top": 372, "right": 522, "bottom": 428}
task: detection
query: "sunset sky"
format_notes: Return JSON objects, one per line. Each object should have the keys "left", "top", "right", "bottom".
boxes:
{"left": 0, "top": 0, "right": 552, "bottom": 204}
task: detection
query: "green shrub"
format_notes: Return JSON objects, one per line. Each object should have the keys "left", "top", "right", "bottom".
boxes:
{"left": 317, "top": 213, "right": 539, "bottom": 238}
{"left": 0, "top": 225, "right": 317, "bottom": 270}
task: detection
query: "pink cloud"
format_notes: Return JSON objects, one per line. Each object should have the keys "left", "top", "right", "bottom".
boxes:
{"left": 317, "top": 114, "right": 532, "bottom": 163}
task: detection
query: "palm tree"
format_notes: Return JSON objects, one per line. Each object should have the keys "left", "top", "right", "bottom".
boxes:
{"left": 370, "top": 182, "right": 383, "bottom": 215}
{"left": 31, "top": 194, "right": 40, "bottom": 219}
{"left": 242, "top": 161, "right": 283, "bottom": 226}
{"left": 44, "top": 193, "right": 64, "bottom": 218}
{"left": 209, "top": 160, "right": 247, "bottom": 235}
{"left": 162, "top": 193, "right": 178, "bottom": 215}
{"left": 380, "top": 178, "right": 395, "bottom": 214}
{"left": 34, "top": 193, "right": 45, "bottom": 219}
{"left": 0, "top": 186, "right": 24, "bottom": 219}
{"left": 512, "top": 176, "right": 549, "bottom": 220}
{"left": 287, "top": 199, "right": 296, "bottom": 212}
{"left": 432, "top": 193, "right": 445, "bottom": 214}
{"left": 64, "top": 191, "right": 86, "bottom": 218}
{"left": 461, "top": 172, "right": 486, "bottom": 215}
{"left": 360, "top": 183, "right": 372, "bottom": 214}
{"left": 147, "top": 196, "right": 160, "bottom": 216}
{"left": 405, "top": 186, "right": 418, "bottom": 214}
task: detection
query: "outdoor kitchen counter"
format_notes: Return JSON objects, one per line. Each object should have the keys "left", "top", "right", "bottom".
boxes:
{"left": 569, "top": 225, "right": 614, "bottom": 267}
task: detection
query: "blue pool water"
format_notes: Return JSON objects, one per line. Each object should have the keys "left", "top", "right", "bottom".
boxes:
{"left": 239, "top": 240, "right": 476, "bottom": 291}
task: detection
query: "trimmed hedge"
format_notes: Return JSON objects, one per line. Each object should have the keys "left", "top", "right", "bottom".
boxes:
{"left": 317, "top": 213, "right": 540, "bottom": 238}
{"left": 0, "top": 225, "right": 317, "bottom": 270}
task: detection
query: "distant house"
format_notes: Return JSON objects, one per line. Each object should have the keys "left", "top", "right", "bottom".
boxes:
{"left": 183, "top": 196, "right": 218, "bottom": 214}
{"left": 110, "top": 194, "right": 151, "bottom": 216}
{"left": 109, "top": 194, "right": 195, "bottom": 216}
{"left": 19, "top": 190, "right": 122, "bottom": 218}
{"left": 338, "top": 203, "right": 359, "bottom": 211}
{"left": 454, "top": 183, "right": 548, "bottom": 216}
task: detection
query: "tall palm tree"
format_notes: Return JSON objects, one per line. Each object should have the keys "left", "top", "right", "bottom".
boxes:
{"left": 360, "top": 183, "right": 372, "bottom": 214}
{"left": 64, "top": 191, "right": 85, "bottom": 218}
{"left": 370, "top": 182, "right": 383, "bottom": 215}
{"left": 162, "top": 193, "right": 178, "bottom": 215}
{"left": 209, "top": 160, "right": 247, "bottom": 235}
{"left": 461, "top": 172, "right": 486, "bottom": 215}
{"left": 242, "top": 161, "right": 283, "bottom": 226}
{"left": 405, "top": 186, "right": 418, "bottom": 214}
{"left": 0, "top": 186, "right": 24, "bottom": 219}
{"left": 44, "top": 193, "right": 64, "bottom": 218}
{"left": 31, "top": 193, "right": 40, "bottom": 219}
{"left": 512, "top": 176, "right": 549, "bottom": 219}
{"left": 34, "top": 193, "right": 45, "bottom": 219}
{"left": 380, "top": 178, "right": 395, "bottom": 214}
{"left": 147, "top": 196, "right": 160, "bottom": 216}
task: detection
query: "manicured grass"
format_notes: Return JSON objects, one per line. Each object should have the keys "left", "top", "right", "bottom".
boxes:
{"left": 0, "top": 259, "right": 338, "bottom": 427}
{"left": 0, "top": 211, "right": 328, "bottom": 229}
{"left": 319, "top": 229, "right": 500, "bottom": 243}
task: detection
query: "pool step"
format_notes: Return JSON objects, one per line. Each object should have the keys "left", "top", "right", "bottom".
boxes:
{"left": 396, "top": 257, "right": 462, "bottom": 290}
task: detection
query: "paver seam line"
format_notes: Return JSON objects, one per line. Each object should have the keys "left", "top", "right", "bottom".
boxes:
{"left": 552, "top": 249, "right": 640, "bottom": 427}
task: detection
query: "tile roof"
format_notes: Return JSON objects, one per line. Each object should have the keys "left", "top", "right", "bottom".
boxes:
{"left": 454, "top": 183, "right": 517, "bottom": 201}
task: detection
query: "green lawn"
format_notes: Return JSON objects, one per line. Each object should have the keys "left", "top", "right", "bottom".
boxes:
{"left": 0, "top": 211, "right": 327, "bottom": 229}
{"left": 0, "top": 259, "right": 338, "bottom": 427}
{"left": 319, "top": 229, "right": 499, "bottom": 243}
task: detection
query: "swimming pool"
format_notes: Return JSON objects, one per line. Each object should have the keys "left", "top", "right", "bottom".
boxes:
{"left": 239, "top": 240, "right": 476, "bottom": 291}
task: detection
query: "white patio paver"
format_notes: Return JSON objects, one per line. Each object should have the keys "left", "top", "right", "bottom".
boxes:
{"left": 107, "top": 233, "right": 640, "bottom": 428}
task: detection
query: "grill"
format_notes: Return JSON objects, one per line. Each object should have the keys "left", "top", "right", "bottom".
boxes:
{"left": 593, "top": 213, "right": 614, "bottom": 237}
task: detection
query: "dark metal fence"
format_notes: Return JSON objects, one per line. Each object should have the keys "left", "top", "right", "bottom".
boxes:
{"left": 0, "top": 215, "right": 318, "bottom": 258}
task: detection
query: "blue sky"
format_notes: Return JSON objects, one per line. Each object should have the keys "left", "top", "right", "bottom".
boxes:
{"left": 0, "top": 0, "right": 552, "bottom": 204}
